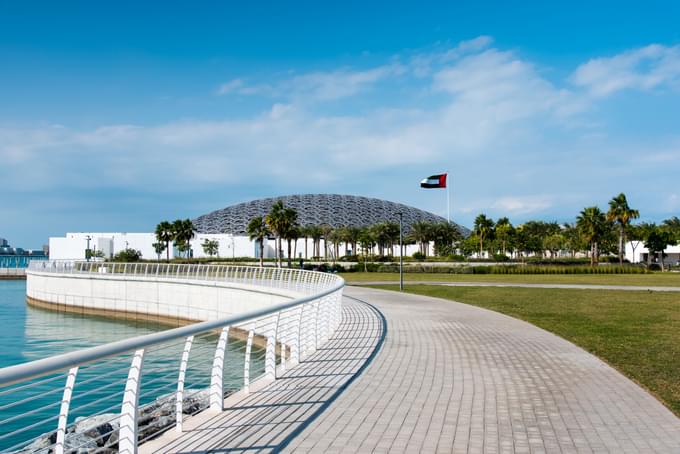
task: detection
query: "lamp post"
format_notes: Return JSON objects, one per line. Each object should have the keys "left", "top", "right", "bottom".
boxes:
{"left": 398, "top": 212, "right": 403, "bottom": 291}
{"left": 85, "top": 235, "right": 92, "bottom": 262}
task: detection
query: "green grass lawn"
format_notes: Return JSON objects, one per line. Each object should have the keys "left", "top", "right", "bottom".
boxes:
{"left": 341, "top": 271, "right": 680, "bottom": 287}
{"left": 374, "top": 284, "right": 680, "bottom": 416}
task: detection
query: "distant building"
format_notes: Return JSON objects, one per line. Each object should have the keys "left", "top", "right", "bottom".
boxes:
{"left": 0, "top": 238, "right": 7, "bottom": 247}
{"left": 625, "top": 241, "right": 680, "bottom": 264}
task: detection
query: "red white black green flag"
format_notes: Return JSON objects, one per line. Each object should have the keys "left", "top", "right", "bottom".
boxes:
{"left": 420, "top": 173, "right": 447, "bottom": 189}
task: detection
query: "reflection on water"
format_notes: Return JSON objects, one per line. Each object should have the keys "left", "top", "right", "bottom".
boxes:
{"left": 0, "top": 280, "right": 170, "bottom": 367}
{"left": 0, "top": 281, "right": 265, "bottom": 451}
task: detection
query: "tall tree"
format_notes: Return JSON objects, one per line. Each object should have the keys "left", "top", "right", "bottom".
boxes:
{"left": 173, "top": 219, "right": 195, "bottom": 258}
{"left": 155, "top": 221, "right": 175, "bottom": 261}
{"left": 299, "top": 226, "right": 310, "bottom": 260}
{"left": 345, "top": 226, "right": 361, "bottom": 257}
{"left": 576, "top": 206, "right": 609, "bottom": 266}
{"left": 431, "top": 222, "right": 461, "bottom": 257}
{"left": 606, "top": 193, "right": 640, "bottom": 264}
{"left": 494, "top": 217, "right": 514, "bottom": 257}
{"left": 265, "top": 201, "right": 287, "bottom": 268}
{"left": 320, "top": 224, "right": 333, "bottom": 259}
{"left": 308, "top": 225, "right": 323, "bottom": 258}
{"left": 645, "top": 226, "right": 677, "bottom": 271}
{"left": 152, "top": 241, "right": 166, "bottom": 261}
{"left": 247, "top": 216, "right": 270, "bottom": 267}
{"left": 473, "top": 214, "right": 495, "bottom": 257}
{"left": 281, "top": 207, "right": 299, "bottom": 267}
{"left": 409, "top": 221, "right": 433, "bottom": 256}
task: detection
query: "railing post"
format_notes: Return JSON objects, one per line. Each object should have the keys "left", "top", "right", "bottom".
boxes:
{"left": 314, "top": 299, "right": 321, "bottom": 350}
{"left": 209, "top": 327, "right": 230, "bottom": 411}
{"left": 243, "top": 329, "right": 254, "bottom": 393}
{"left": 176, "top": 335, "right": 194, "bottom": 432}
{"left": 266, "top": 313, "right": 279, "bottom": 379}
{"left": 294, "top": 305, "right": 304, "bottom": 362}
{"left": 55, "top": 366, "right": 79, "bottom": 454}
{"left": 119, "top": 349, "right": 145, "bottom": 454}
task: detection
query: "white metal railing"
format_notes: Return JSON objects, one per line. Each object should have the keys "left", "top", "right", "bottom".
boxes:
{"left": 1, "top": 261, "right": 344, "bottom": 453}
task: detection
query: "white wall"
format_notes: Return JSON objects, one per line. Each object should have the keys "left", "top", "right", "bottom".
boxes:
{"left": 49, "top": 232, "right": 430, "bottom": 260}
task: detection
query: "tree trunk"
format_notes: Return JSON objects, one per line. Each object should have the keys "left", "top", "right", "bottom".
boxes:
{"left": 166, "top": 241, "right": 170, "bottom": 261}
{"left": 304, "top": 237, "right": 308, "bottom": 260}
{"left": 287, "top": 239, "right": 292, "bottom": 268}
{"left": 659, "top": 250, "right": 665, "bottom": 271}
{"left": 259, "top": 239, "right": 264, "bottom": 267}
{"left": 619, "top": 225, "right": 624, "bottom": 265}
{"left": 277, "top": 237, "right": 282, "bottom": 268}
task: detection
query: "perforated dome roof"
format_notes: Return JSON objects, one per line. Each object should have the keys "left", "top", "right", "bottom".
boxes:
{"left": 193, "top": 194, "right": 465, "bottom": 235}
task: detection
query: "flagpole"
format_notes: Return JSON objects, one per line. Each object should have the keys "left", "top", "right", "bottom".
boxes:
{"left": 447, "top": 172, "right": 450, "bottom": 223}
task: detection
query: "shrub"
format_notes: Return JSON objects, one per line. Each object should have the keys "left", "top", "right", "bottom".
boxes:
{"left": 112, "top": 248, "right": 142, "bottom": 262}
{"left": 412, "top": 252, "right": 426, "bottom": 260}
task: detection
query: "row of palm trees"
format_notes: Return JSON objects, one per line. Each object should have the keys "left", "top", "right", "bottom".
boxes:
{"left": 154, "top": 219, "right": 196, "bottom": 260}
{"left": 467, "top": 193, "right": 677, "bottom": 266}
{"left": 245, "top": 201, "right": 465, "bottom": 267}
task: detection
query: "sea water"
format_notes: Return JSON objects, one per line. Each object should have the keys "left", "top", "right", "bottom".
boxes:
{"left": 0, "top": 280, "right": 264, "bottom": 450}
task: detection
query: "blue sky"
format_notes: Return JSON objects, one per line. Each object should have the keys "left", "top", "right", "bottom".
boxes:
{"left": 2, "top": 1, "right": 680, "bottom": 247}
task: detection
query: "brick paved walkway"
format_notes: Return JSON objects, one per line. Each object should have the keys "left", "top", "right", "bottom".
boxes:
{"left": 145, "top": 286, "right": 680, "bottom": 453}
{"left": 286, "top": 287, "right": 680, "bottom": 453}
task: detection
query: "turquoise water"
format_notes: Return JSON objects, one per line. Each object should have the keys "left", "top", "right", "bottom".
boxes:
{"left": 0, "top": 280, "right": 264, "bottom": 451}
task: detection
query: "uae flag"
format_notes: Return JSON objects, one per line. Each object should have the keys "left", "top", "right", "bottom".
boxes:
{"left": 420, "top": 173, "right": 447, "bottom": 189}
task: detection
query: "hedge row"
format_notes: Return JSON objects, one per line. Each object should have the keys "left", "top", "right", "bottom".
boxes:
{"left": 371, "top": 265, "right": 648, "bottom": 275}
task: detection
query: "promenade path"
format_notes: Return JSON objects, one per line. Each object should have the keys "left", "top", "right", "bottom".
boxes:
{"left": 144, "top": 286, "right": 680, "bottom": 453}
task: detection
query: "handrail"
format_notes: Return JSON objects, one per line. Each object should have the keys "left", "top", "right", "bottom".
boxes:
{"left": 2, "top": 260, "right": 344, "bottom": 453}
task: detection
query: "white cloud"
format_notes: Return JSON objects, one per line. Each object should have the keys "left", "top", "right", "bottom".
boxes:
{"left": 571, "top": 44, "right": 680, "bottom": 96}
{"left": 490, "top": 196, "right": 553, "bottom": 215}
{"left": 216, "top": 64, "right": 404, "bottom": 101}
{"left": 285, "top": 64, "right": 405, "bottom": 101}
{"left": 217, "top": 79, "right": 244, "bottom": 95}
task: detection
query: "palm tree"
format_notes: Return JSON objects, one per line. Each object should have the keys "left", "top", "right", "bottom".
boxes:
{"left": 155, "top": 221, "right": 174, "bottom": 261}
{"left": 308, "top": 225, "right": 323, "bottom": 258}
{"left": 281, "top": 208, "right": 299, "bottom": 267}
{"left": 320, "top": 224, "right": 333, "bottom": 259}
{"left": 173, "top": 219, "right": 195, "bottom": 258}
{"left": 494, "top": 217, "right": 513, "bottom": 257}
{"left": 247, "top": 216, "right": 270, "bottom": 267}
{"left": 577, "top": 206, "right": 608, "bottom": 266}
{"left": 346, "top": 226, "right": 361, "bottom": 257}
{"left": 152, "top": 241, "right": 166, "bottom": 261}
{"left": 265, "top": 201, "right": 286, "bottom": 268}
{"left": 410, "top": 221, "right": 433, "bottom": 256}
{"left": 473, "top": 214, "right": 495, "bottom": 257}
{"left": 607, "top": 193, "right": 640, "bottom": 264}
{"left": 299, "top": 226, "right": 310, "bottom": 260}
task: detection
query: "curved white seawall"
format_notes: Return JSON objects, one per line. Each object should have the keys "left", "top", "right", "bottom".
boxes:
{"left": 26, "top": 267, "right": 304, "bottom": 324}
